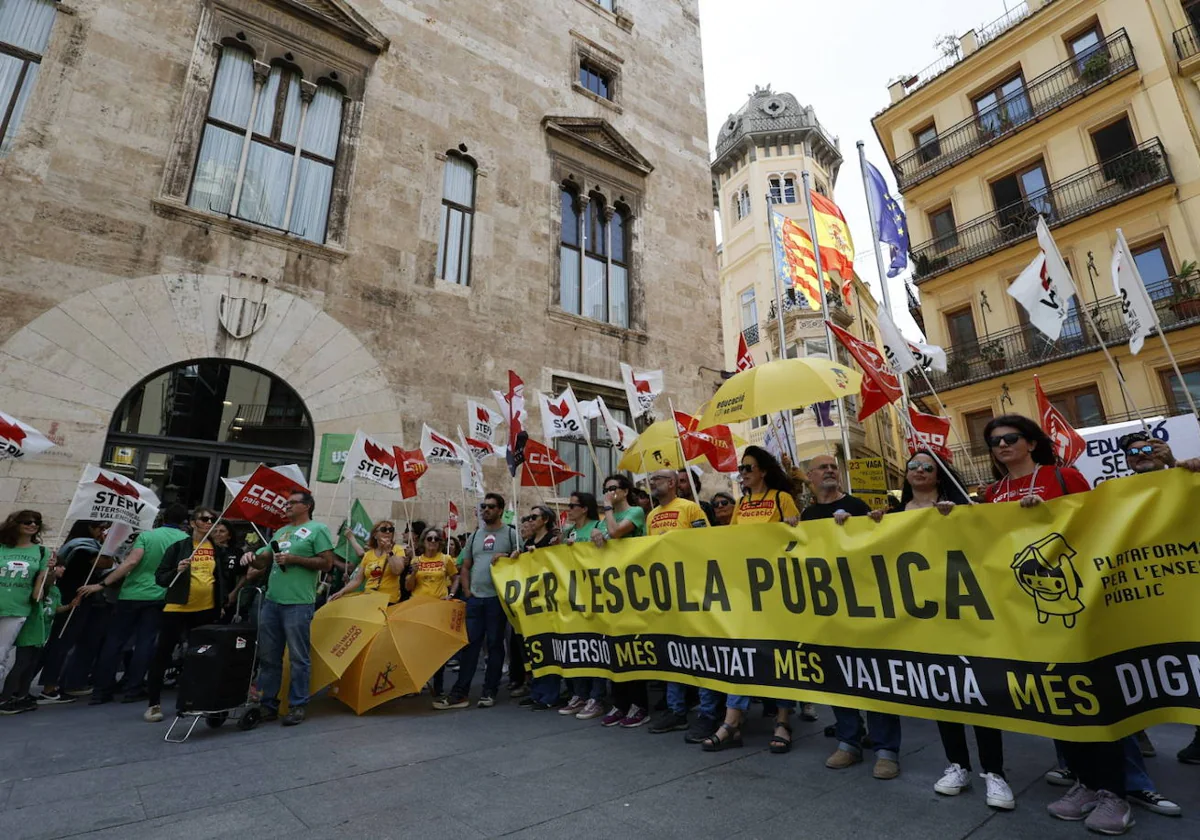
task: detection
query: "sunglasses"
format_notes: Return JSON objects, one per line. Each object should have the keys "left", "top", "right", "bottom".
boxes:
{"left": 906, "top": 461, "right": 936, "bottom": 473}
{"left": 377, "top": 526, "right": 395, "bottom": 533}
{"left": 425, "top": 535, "right": 441, "bottom": 542}
{"left": 737, "top": 464, "right": 755, "bottom": 473}
{"left": 1125, "top": 445, "right": 1155, "bottom": 456}
{"left": 480, "top": 503, "right": 500, "bottom": 510}
{"left": 713, "top": 499, "right": 733, "bottom": 507}
{"left": 566, "top": 502, "right": 585, "bottom": 509}
{"left": 987, "top": 432, "right": 1024, "bottom": 448}
{"left": 521, "top": 514, "right": 539, "bottom": 523}
{"left": 195, "top": 516, "right": 215, "bottom": 523}
{"left": 17, "top": 519, "right": 40, "bottom": 526}
{"left": 602, "top": 486, "right": 620, "bottom": 493}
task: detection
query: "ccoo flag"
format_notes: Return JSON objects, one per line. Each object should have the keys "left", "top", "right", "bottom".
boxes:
{"left": 226, "top": 464, "right": 311, "bottom": 529}
{"left": 864, "top": 160, "right": 909, "bottom": 278}
{"left": 0, "top": 411, "right": 55, "bottom": 461}
{"left": 1035, "top": 375, "right": 1086, "bottom": 467}
{"left": 827, "top": 321, "right": 902, "bottom": 421}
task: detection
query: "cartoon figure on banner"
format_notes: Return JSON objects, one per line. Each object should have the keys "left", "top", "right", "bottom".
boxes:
{"left": 831, "top": 367, "right": 851, "bottom": 391}
{"left": 1011, "top": 533, "right": 1084, "bottom": 628}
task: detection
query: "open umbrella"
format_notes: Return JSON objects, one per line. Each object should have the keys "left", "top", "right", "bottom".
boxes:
{"left": 694, "top": 358, "right": 862, "bottom": 430}
{"left": 617, "top": 419, "right": 747, "bottom": 473}
{"left": 331, "top": 596, "right": 467, "bottom": 715}
{"left": 308, "top": 590, "right": 391, "bottom": 691}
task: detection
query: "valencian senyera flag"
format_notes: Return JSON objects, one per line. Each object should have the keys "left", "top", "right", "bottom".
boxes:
{"left": 770, "top": 209, "right": 825, "bottom": 311}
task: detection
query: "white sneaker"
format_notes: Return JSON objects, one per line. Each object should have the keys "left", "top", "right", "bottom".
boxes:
{"left": 143, "top": 704, "right": 163, "bottom": 723}
{"left": 982, "top": 772, "right": 1015, "bottom": 810}
{"left": 934, "top": 764, "right": 971, "bottom": 796}
{"left": 576, "top": 699, "right": 604, "bottom": 720}
{"left": 558, "top": 696, "right": 584, "bottom": 715}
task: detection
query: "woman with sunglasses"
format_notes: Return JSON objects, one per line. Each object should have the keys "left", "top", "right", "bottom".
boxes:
{"left": 710, "top": 492, "right": 736, "bottom": 526}
{"left": 558, "top": 492, "right": 607, "bottom": 720}
{"left": 0, "top": 510, "right": 50, "bottom": 688}
{"left": 405, "top": 526, "right": 460, "bottom": 699}
{"left": 518, "top": 507, "right": 562, "bottom": 711}
{"left": 330, "top": 520, "right": 407, "bottom": 605}
{"left": 703, "top": 446, "right": 800, "bottom": 753}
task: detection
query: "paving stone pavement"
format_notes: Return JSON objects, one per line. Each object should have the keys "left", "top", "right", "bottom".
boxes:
{"left": 1, "top": 686, "right": 1197, "bottom": 839}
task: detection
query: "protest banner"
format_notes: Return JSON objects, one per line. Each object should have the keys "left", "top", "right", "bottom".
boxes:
{"left": 846, "top": 457, "right": 889, "bottom": 511}
{"left": 343, "top": 430, "right": 401, "bottom": 489}
{"left": 316, "top": 434, "right": 355, "bottom": 483}
{"left": 1074, "top": 414, "right": 1200, "bottom": 488}
{"left": 226, "top": 464, "right": 310, "bottom": 529}
{"left": 0, "top": 410, "right": 55, "bottom": 460}
{"left": 65, "top": 466, "right": 160, "bottom": 532}
{"left": 334, "top": 499, "right": 373, "bottom": 572}
{"left": 494, "top": 469, "right": 1200, "bottom": 741}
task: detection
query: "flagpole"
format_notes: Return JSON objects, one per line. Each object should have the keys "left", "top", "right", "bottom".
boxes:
{"left": 764, "top": 199, "right": 799, "bottom": 463}
{"left": 803, "top": 171, "right": 855, "bottom": 487}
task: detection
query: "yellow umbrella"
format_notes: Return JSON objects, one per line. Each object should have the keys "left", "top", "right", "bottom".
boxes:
{"left": 331, "top": 596, "right": 467, "bottom": 715}
{"left": 617, "top": 419, "right": 748, "bottom": 473}
{"left": 695, "top": 358, "right": 862, "bottom": 429}
{"left": 308, "top": 590, "right": 391, "bottom": 692}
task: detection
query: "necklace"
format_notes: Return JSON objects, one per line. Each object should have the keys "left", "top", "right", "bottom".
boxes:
{"left": 997, "top": 465, "right": 1040, "bottom": 501}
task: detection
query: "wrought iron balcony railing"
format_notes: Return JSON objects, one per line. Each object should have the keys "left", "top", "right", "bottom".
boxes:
{"left": 893, "top": 30, "right": 1136, "bottom": 190}
{"left": 907, "top": 276, "right": 1200, "bottom": 396}
{"left": 742, "top": 323, "right": 760, "bottom": 346}
{"left": 910, "top": 139, "right": 1171, "bottom": 283}
{"left": 1174, "top": 24, "right": 1200, "bottom": 62}
{"left": 232, "top": 403, "right": 310, "bottom": 428}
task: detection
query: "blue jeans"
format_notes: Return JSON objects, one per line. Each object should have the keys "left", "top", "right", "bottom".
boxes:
{"left": 257, "top": 600, "right": 314, "bottom": 712}
{"left": 1122, "top": 735, "right": 1154, "bottom": 792}
{"left": 451, "top": 596, "right": 507, "bottom": 699}
{"left": 92, "top": 599, "right": 163, "bottom": 698}
{"left": 530, "top": 674, "right": 561, "bottom": 705}
{"left": 666, "top": 682, "right": 723, "bottom": 718}
{"left": 572, "top": 677, "right": 606, "bottom": 702}
{"left": 833, "top": 707, "right": 901, "bottom": 760}
{"left": 727, "top": 694, "right": 795, "bottom": 712}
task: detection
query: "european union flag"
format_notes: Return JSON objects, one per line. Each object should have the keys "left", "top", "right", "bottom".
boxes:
{"left": 865, "top": 160, "right": 909, "bottom": 278}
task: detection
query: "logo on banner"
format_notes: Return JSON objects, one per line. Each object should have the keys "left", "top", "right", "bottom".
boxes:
{"left": 96, "top": 473, "right": 139, "bottom": 499}
{"left": 0, "top": 416, "right": 26, "bottom": 454}
{"left": 358, "top": 439, "right": 399, "bottom": 484}
{"left": 546, "top": 400, "right": 581, "bottom": 435}
{"left": 1011, "top": 533, "right": 1083, "bottom": 628}
{"left": 428, "top": 432, "right": 457, "bottom": 461}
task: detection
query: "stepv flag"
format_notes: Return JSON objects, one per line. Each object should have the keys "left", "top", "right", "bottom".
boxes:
{"left": 66, "top": 465, "right": 160, "bottom": 533}
{"left": 1035, "top": 376, "right": 1086, "bottom": 466}
{"left": 810, "top": 190, "right": 856, "bottom": 306}
{"left": 538, "top": 386, "right": 588, "bottom": 440}
{"left": 397, "top": 448, "right": 427, "bottom": 500}
{"left": 0, "top": 411, "right": 54, "bottom": 461}
{"left": 335, "top": 499, "right": 373, "bottom": 570}
{"left": 421, "top": 423, "right": 465, "bottom": 467}
{"left": 735, "top": 332, "right": 754, "bottom": 371}
{"left": 520, "top": 438, "right": 583, "bottom": 487}
{"left": 827, "top": 321, "right": 902, "bottom": 421}
{"left": 464, "top": 436, "right": 504, "bottom": 462}
{"left": 619, "top": 362, "right": 664, "bottom": 419}
{"left": 226, "top": 464, "right": 311, "bottom": 529}
{"left": 342, "top": 430, "right": 401, "bottom": 490}
{"left": 576, "top": 398, "right": 603, "bottom": 421}
{"left": 864, "top": 159, "right": 910, "bottom": 278}
{"left": 1111, "top": 228, "right": 1157, "bottom": 355}
{"left": 467, "top": 399, "right": 505, "bottom": 445}
{"left": 904, "top": 406, "right": 953, "bottom": 461}
{"left": 492, "top": 370, "right": 526, "bottom": 476}
{"left": 770, "top": 209, "right": 824, "bottom": 311}
{"left": 1008, "top": 218, "right": 1076, "bottom": 341}
{"left": 457, "top": 426, "right": 485, "bottom": 498}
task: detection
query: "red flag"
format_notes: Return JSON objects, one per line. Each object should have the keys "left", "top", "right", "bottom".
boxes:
{"left": 1035, "top": 376, "right": 1086, "bottom": 466}
{"left": 448, "top": 501, "right": 460, "bottom": 533}
{"left": 827, "top": 321, "right": 902, "bottom": 421}
{"left": 520, "top": 438, "right": 583, "bottom": 487}
{"left": 497, "top": 370, "right": 526, "bottom": 476}
{"left": 397, "top": 447, "right": 427, "bottom": 500}
{"left": 735, "top": 333, "right": 754, "bottom": 372}
{"left": 904, "top": 406, "right": 953, "bottom": 461}
{"left": 227, "top": 464, "right": 311, "bottom": 529}
{"left": 673, "top": 412, "right": 739, "bottom": 473}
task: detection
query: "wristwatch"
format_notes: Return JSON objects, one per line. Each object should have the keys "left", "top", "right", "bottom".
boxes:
{"left": 601, "top": 505, "right": 613, "bottom": 511}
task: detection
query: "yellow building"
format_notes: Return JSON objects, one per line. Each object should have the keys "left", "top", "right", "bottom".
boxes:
{"left": 873, "top": 0, "right": 1200, "bottom": 485}
{"left": 714, "top": 87, "right": 903, "bottom": 485}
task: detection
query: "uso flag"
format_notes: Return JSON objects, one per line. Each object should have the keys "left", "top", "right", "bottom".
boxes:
{"left": 227, "top": 464, "right": 311, "bottom": 529}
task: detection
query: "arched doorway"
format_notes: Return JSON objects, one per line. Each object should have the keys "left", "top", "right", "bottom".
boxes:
{"left": 103, "top": 359, "right": 314, "bottom": 510}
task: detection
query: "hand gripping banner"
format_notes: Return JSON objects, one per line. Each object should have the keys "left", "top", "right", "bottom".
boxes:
{"left": 494, "top": 469, "right": 1200, "bottom": 741}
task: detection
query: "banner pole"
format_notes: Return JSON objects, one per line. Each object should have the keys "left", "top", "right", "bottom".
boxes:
{"left": 764, "top": 198, "right": 799, "bottom": 461}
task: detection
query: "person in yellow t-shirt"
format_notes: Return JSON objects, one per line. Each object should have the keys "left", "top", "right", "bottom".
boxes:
{"left": 330, "top": 520, "right": 407, "bottom": 604}
{"left": 405, "top": 526, "right": 460, "bottom": 698}
{"left": 645, "top": 470, "right": 708, "bottom": 536}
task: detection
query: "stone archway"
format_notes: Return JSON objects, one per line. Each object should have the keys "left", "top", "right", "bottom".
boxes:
{"left": 0, "top": 274, "right": 401, "bottom": 521}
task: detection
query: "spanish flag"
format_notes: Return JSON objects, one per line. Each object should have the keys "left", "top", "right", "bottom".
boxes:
{"left": 809, "top": 190, "right": 856, "bottom": 307}
{"left": 770, "top": 209, "right": 828, "bottom": 311}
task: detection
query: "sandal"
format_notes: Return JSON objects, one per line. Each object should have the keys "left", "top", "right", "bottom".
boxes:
{"left": 769, "top": 720, "right": 793, "bottom": 754}
{"left": 701, "top": 722, "right": 743, "bottom": 752}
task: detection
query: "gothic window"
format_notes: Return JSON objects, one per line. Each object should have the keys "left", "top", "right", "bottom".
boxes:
{"left": 559, "top": 186, "right": 630, "bottom": 327}
{"left": 436, "top": 152, "right": 477, "bottom": 285}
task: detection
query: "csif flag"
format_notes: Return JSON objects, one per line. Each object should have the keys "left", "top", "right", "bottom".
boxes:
{"left": 66, "top": 465, "right": 161, "bottom": 533}
{"left": 674, "top": 412, "right": 739, "bottom": 473}
{"left": 539, "top": 387, "right": 588, "bottom": 440}
{"left": 864, "top": 159, "right": 909, "bottom": 278}
{"left": 735, "top": 332, "right": 755, "bottom": 372}
{"left": 1035, "top": 376, "right": 1086, "bottom": 467}
{"left": 1111, "top": 228, "right": 1158, "bottom": 355}
{"left": 520, "top": 438, "right": 583, "bottom": 487}
{"left": 467, "top": 400, "right": 505, "bottom": 445}
{"left": 827, "top": 321, "right": 902, "bottom": 421}
{"left": 343, "top": 430, "right": 401, "bottom": 490}
{"left": 421, "top": 423, "right": 465, "bottom": 466}
{"left": 397, "top": 448, "right": 427, "bottom": 500}
{"left": 619, "top": 362, "right": 664, "bottom": 419}
{"left": 1008, "top": 217, "right": 1076, "bottom": 341}
{"left": 227, "top": 464, "right": 311, "bottom": 529}
{"left": 493, "top": 370, "right": 526, "bottom": 476}
{"left": 0, "top": 411, "right": 54, "bottom": 461}
{"left": 904, "top": 406, "right": 953, "bottom": 461}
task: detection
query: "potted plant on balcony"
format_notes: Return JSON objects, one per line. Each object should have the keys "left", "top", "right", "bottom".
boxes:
{"left": 1112, "top": 147, "right": 1163, "bottom": 190}
{"left": 1170, "top": 260, "right": 1200, "bottom": 321}
{"left": 1080, "top": 50, "right": 1111, "bottom": 85}
{"left": 980, "top": 340, "right": 1006, "bottom": 372}
{"left": 948, "top": 354, "right": 971, "bottom": 382}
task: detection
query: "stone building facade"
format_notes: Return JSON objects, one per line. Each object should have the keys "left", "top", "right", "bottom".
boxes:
{"left": 0, "top": 0, "right": 720, "bottom": 528}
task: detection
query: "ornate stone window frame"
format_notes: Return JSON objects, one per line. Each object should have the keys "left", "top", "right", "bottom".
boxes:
{"left": 571, "top": 32, "right": 623, "bottom": 114}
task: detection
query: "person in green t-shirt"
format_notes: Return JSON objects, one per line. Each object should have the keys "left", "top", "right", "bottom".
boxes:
{"left": 0, "top": 562, "right": 68, "bottom": 714}
{"left": 244, "top": 489, "right": 334, "bottom": 726}
{"left": 0, "top": 509, "right": 51, "bottom": 690}
{"left": 557, "top": 492, "right": 608, "bottom": 720}
{"left": 80, "top": 503, "right": 191, "bottom": 705}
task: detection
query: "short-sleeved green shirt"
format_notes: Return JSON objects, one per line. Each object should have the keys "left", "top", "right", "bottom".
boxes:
{"left": 0, "top": 544, "right": 46, "bottom": 618}
{"left": 264, "top": 521, "right": 334, "bottom": 605}
{"left": 120, "top": 527, "right": 189, "bottom": 601}
{"left": 602, "top": 506, "right": 646, "bottom": 538}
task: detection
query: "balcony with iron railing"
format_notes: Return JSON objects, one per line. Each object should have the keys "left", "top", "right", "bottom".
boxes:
{"left": 900, "top": 2, "right": 1041, "bottom": 96}
{"left": 908, "top": 276, "right": 1200, "bottom": 396}
{"left": 742, "top": 323, "right": 760, "bottom": 346}
{"left": 231, "top": 403, "right": 310, "bottom": 429}
{"left": 893, "top": 30, "right": 1136, "bottom": 190}
{"left": 1173, "top": 23, "right": 1200, "bottom": 63}
{"left": 910, "top": 139, "right": 1172, "bottom": 283}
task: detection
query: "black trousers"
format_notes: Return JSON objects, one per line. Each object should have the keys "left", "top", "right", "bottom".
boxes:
{"left": 1056, "top": 739, "right": 1125, "bottom": 796}
{"left": 938, "top": 722, "right": 1005, "bottom": 777}
{"left": 1, "top": 646, "right": 42, "bottom": 700}
{"left": 612, "top": 679, "right": 649, "bottom": 713}
{"left": 507, "top": 626, "right": 527, "bottom": 686}
{"left": 147, "top": 609, "right": 217, "bottom": 706}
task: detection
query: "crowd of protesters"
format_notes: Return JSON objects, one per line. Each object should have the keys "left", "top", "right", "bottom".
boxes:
{"left": 1, "top": 414, "right": 1198, "bottom": 834}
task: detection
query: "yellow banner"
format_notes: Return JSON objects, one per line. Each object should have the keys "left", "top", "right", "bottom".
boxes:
{"left": 493, "top": 469, "right": 1200, "bottom": 741}
{"left": 847, "top": 457, "right": 889, "bottom": 511}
